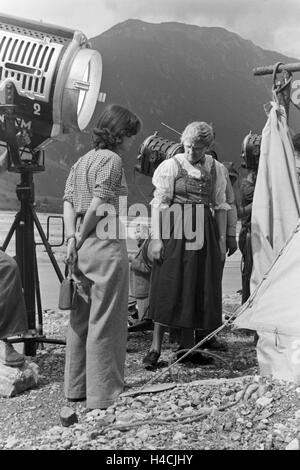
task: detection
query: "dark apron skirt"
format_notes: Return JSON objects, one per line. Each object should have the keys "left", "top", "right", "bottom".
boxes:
{"left": 149, "top": 205, "right": 222, "bottom": 330}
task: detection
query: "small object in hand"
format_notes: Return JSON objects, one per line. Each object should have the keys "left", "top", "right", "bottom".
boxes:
{"left": 58, "top": 264, "right": 78, "bottom": 310}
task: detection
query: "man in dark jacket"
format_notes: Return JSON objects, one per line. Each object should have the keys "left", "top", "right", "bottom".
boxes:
{"left": 238, "top": 168, "right": 257, "bottom": 303}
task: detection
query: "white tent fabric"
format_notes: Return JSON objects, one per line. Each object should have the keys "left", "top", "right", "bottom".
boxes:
{"left": 256, "top": 330, "right": 300, "bottom": 383}
{"left": 250, "top": 101, "right": 300, "bottom": 293}
{"left": 234, "top": 221, "right": 300, "bottom": 335}
{"left": 233, "top": 100, "right": 300, "bottom": 383}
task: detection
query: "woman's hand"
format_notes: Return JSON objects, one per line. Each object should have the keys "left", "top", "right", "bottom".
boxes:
{"left": 66, "top": 237, "right": 77, "bottom": 268}
{"left": 150, "top": 239, "right": 164, "bottom": 260}
{"left": 226, "top": 235, "right": 237, "bottom": 256}
{"left": 75, "top": 232, "right": 84, "bottom": 250}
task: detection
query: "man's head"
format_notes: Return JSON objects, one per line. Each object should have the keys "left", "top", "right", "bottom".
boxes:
{"left": 134, "top": 224, "right": 149, "bottom": 242}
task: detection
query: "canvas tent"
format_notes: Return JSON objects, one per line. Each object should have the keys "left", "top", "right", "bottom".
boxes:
{"left": 234, "top": 100, "right": 300, "bottom": 383}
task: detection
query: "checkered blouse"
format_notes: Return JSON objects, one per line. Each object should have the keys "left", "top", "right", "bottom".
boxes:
{"left": 63, "top": 148, "right": 128, "bottom": 215}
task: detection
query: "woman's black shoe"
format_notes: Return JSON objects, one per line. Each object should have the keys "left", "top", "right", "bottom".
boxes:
{"left": 198, "top": 337, "right": 228, "bottom": 352}
{"left": 143, "top": 350, "right": 160, "bottom": 368}
{"left": 128, "top": 319, "right": 154, "bottom": 332}
{"left": 67, "top": 397, "right": 86, "bottom": 402}
{"left": 176, "top": 350, "right": 214, "bottom": 365}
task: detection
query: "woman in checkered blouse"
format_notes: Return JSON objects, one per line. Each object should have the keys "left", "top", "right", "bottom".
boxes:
{"left": 63, "top": 104, "right": 142, "bottom": 410}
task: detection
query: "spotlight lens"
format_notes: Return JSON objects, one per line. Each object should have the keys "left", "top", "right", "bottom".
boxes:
{"left": 75, "top": 49, "right": 102, "bottom": 130}
{"left": 62, "top": 48, "right": 102, "bottom": 131}
{"left": 77, "top": 64, "right": 90, "bottom": 119}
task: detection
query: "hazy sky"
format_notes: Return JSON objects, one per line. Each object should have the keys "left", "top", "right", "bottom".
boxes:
{"left": 1, "top": 0, "right": 300, "bottom": 58}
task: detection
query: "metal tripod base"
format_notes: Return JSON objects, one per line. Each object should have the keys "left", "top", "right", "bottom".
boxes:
{"left": 1, "top": 172, "right": 65, "bottom": 356}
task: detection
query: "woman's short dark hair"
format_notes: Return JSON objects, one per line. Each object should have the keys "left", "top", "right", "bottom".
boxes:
{"left": 93, "top": 104, "right": 142, "bottom": 151}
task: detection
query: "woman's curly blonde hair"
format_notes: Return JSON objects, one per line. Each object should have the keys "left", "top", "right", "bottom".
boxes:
{"left": 181, "top": 121, "right": 214, "bottom": 148}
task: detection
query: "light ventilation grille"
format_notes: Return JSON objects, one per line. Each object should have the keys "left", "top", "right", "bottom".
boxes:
{"left": 0, "top": 30, "right": 63, "bottom": 101}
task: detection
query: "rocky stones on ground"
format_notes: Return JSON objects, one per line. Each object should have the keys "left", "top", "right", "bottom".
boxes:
{"left": 60, "top": 407, "right": 78, "bottom": 427}
{"left": 0, "top": 360, "right": 39, "bottom": 398}
{"left": 1, "top": 293, "right": 300, "bottom": 450}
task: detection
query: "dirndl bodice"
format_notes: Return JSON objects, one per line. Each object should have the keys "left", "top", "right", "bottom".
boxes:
{"left": 171, "top": 156, "right": 216, "bottom": 206}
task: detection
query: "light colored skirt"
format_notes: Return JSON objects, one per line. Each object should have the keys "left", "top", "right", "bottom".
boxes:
{"left": 64, "top": 231, "right": 129, "bottom": 409}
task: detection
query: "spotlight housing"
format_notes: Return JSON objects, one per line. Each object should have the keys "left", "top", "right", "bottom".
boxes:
{"left": 0, "top": 13, "right": 103, "bottom": 171}
{"left": 241, "top": 131, "right": 261, "bottom": 170}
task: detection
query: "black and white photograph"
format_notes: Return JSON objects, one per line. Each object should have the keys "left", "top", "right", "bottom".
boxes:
{"left": 1, "top": 0, "right": 300, "bottom": 455}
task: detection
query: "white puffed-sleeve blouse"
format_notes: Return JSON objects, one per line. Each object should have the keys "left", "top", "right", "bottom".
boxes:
{"left": 150, "top": 153, "right": 231, "bottom": 211}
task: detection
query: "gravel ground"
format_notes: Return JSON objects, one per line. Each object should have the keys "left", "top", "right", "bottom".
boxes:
{"left": 1, "top": 293, "right": 300, "bottom": 451}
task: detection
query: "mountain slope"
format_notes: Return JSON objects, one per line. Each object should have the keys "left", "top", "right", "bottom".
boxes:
{"left": 1, "top": 20, "right": 299, "bottom": 211}
{"left": 91, "top": 20, "right": 298, "bottom": 158}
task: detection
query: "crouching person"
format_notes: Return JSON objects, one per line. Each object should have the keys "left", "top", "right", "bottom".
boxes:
{"left": 0, "top": 251, "right": 28, "bottom": 366}
{"left": 0, "top": 150, "right": 27, "bottom": 367}
{"left": 128, "top": 225, "right": 153, "bottom": 331}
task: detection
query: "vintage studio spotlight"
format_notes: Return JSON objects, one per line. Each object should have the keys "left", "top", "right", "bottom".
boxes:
{"left": 136, "top": 131, "right": 184, "bottom": 177}
{"left": 0, "top": 13, "right": 103, "bottom": 354}
{"left": 240, "top": 131, "right": 262, "bottom": 170}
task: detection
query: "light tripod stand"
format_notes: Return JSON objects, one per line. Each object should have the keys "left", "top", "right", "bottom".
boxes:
{"left": 0, "top": 86, "right": 66, "bottom": 356}
{"left": 0, "top": 13, "right": 104, "bottom": 357}
{"left": 1, "top": 169, "right": 66, "bottom": 356}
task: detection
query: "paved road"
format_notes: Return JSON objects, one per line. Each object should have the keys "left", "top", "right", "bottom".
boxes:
{"left": 1, "top": 211, "right": 242, "bottom": 311}
{"left": 37, "top": 246, "right": 242, "bottom": 311}
{"left": 222, "top": 251, "right": 242, "bottom": 295}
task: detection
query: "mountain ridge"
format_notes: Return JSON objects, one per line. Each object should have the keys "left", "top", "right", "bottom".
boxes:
{"left": 1, "top": 19, "right": 299, "bottom": 212}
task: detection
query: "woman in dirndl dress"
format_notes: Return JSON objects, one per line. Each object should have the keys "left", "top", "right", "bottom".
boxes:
{"left": 63, "top": 104, "right": 141, "bottom": 409}
{"left": 143, "top": 121, "right": 230, "bottom": 368}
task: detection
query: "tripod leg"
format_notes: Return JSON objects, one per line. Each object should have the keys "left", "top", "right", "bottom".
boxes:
{"left": 34, "top": 247, "right": 44, "bottom": 349}
{"left": 16, "top": 196, "right": 37, "bottom": 356}
{"left": 1, "top": 206, "right": 37, "bottom": 355}
{"left": 32, "top": 208, "right": 64, "bottom": 283}
{"left": 7, "top": 174, "right": 66, "bottom": 355}
{"left": 1, "top": 212, "right": 21, "bottom": 251}
{"left": 32, "top": 207, "right": 67, "bottom": 348}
